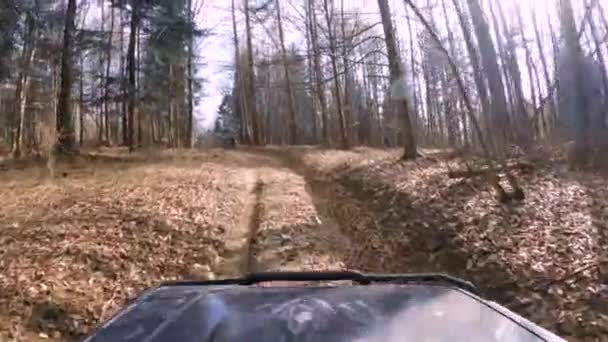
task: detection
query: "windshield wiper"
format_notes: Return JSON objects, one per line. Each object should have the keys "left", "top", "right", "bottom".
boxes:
{"left": 161, "top": 271, "right": 478, "bottom": 294}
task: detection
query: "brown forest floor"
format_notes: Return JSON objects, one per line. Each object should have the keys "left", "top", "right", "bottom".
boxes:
{"left": 0, "top": 147, "right": 607, "bottom": 341}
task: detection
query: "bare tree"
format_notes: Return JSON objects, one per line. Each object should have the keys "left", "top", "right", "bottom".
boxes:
{"left": 244, "top": 0, "right": 262, "bottom": 145}
{"left": 516, "top": 5, "right": 542, "bottom": 135}
{"left": 12, "top": 8, "right": 37, "bottom": 158}
{"left": 322, "top": 0, "right": 348, "bottom": 148}
{"left": 531, "top": 6, "right": 557, "bottom": 128}
{"left": 55, "top": 0, "right": 78, "bottom": 154}
{"left": 405, "top": 6, "right": 418, "bottom": 128}
{"left": 105, "top": 1, "right": 115, "bottom": 146}
{"left": 466, "top": 0, "right": 510, "bottom": 150}
{"left": 232, "top": 0, "right": 251, "bottom": 144}
{"left": 558, "top": 0, "right": 587, "bottom": 164}
{"left": 494, "top": 0, "right": 532, "bottom": 146}
{"left": 308, "top": 0, "right": 329, "bottom": 145}
{"left": 377, "top": 0, "right": 417, "bottom": 158}
{"left": 584, "top": 0, "right": 608, "bottom": 104}
{"left": 185, "top": 0, "right": 194, "bottom": 147}
{"left": 126, "top": 0, "right": 141, "bottom": 150}
{"left": 275, "top": 0, "right": 298, "bottom": 144}
{"left": 451, "top": 0, "right": 490, "bottom": 136}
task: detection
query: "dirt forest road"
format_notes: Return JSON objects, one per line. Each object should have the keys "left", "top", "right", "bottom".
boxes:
{"left": 1, "top": 147, "right": 607, "bottom": 341}
{"left": 213, "top": 149, "right": 353, "bottom": 276}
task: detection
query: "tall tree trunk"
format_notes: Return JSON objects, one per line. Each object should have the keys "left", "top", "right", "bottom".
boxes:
{"left": 309, "top": 0, "right": 329, "bottom": 145}
{"left": 120, "top": 7, "right": 126, "bottom": 145}
{"left": 79, "top": 51, "right": 85, "bottom": 145}
{"left": 466, "top": 0, "right": 510, "bottom": 151}
{"left": 323, "top": 0, "right": 348, "bottom": 149}
{"left": 168, "top": 64, "right": 177, "bottom": 147}
{"left": 452, "top": 0, "right": 490, "bottom": 138}
{"left": 441, "top": 0, "right": 466, "bottom": 146}
{"left": 231, "top": 0, "right": 249, "bottom": 144}
{"left": 98, "top": 1, "right": 106, "bottom": 144}
{"left": 244, "top": 0, "right": 262, "bottom": 145}
{"left": 422, "top": 64, "right": 433, "bottom": 141}
{"left": 532, "top": 59, "right": 546, "bottom": 136}
{"left": 136, "top": 26, "right": 142, "bottom": 146}
{"left": 369, "top": 52, "right": 383, "bottom": 145}
{"left": 361, "top": 61, "right": 370, "bottom": 144}
{"left": 305, "top": 0, "right": 318, "bottom": 143}
{"left": 584, "top": 0, "right": 608, "bottom": 105}
{"left": 186, "top": 0, "right": 194, "bottom": 148}
{"left": 531, "top": 6, "right": 557, "bottom": 129}
{"left": 548, "top": 16, "right": 560, "bottom": 105}
{"left": 559, "top": 0, "right": 588, "bottom": 165}
{"left": 495, "top": 0, "right": 531, "bottom": 146}
{"left": 340, "top": 0, "right": 352, "bottom": 144}
{"left": 55, "top": 0, "right": 78, "bottom": 154}
{"left": 406, "top": 6, "right": 418, "bottom": 131}
{"left": 12, "top": 12, "right": 36, "bottom": 158}
{"left": 104, "top": 0, "right": 115, "bottom": 146}
{"left": 18, "top": 47, "right": 36, "bottom": 155}
{"left": 275, "top": 0, "right": 298, "bottom": 144}
{"left": 377, "top": 0, "right": 417, "bottom": 158}
{"left": 516, "top": 6, "right": 539, "bottom": 136}
{"left": 126, "top": 0, "right": 140, "bottom": 151}
{"left": 488, "top": 1, "right": 514, "bottom": 120}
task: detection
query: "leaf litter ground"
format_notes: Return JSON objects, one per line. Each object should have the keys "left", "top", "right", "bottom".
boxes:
{"left": 289, "top": 146, "right": 608, "bottom": 341}
{"left": 0, "top": 150, "right": 251, "bottom": 341}
{"left": 0, "top": 147, "right": 607, "bottom": 341}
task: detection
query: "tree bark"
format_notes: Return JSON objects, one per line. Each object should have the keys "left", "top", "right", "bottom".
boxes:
{"left": 308, "top": 0, "right": 329, "bottom": 145}
{"left": 323, "top": 0, "right": 349, "bottom": 149}
{"left": 136, "top": 25, "right": 142, "bottom": 146}
{"left": 186, "top": 0, "right": 194, "bottom": 147}
{"left": 18, "top": 48, "right": 36, "bottom": 154}
{"left": 12, "top": 12, "right": 36, "bottom": 158}
{"left": 104, "top": 0, "right": 115, "bottom": 146}
{"left": 55, "top": 0, "right": 78, "bottom": 154}
{"left": 119, "top": 7, "right": 126, "bottom": 145}
{"left": 452, "top": 0, "right": 490, "bottom": 137}
{"left": 406, "top": 6, "right": 418, "bottom": 130}
{"left": 168, "top": 64, "right": 177, "bottom": 147}
{"left": 231, "top": 0, "right": 250, "bottom": 144}
{"left": 516, "top": 7, "right": 539, "bottom": 135}
{"left": 465, "top": 0, "right": 510, "bottom": 150}
{"left": 441, "top": 0, "right": 465, "bottom": 146}
{"left": 126, "top": 0, "right": 140, "bottom": 151}
{"left": 377, "top": 0, "right": 417, "bottom": 158}
{"left": 305, "top": 0, "right": 318, "bottom": 143}
{"left": 495, "top": 0, "right": 531, "bottom": 146}
{"left": 584, "top": 0, "right": 608, "bottom": 105}
{"left": 244, "top": 0, "right": 262, "bottom": 145}
{"left": 340, "top": 0, "right": 353, "bottom": 144}
{"left": 558, "top": 0, "right": 589, "bottom": 165}
{"left": 275, "top": 0, "right": 298, "bottom": 144}
{"left": 488, "top": 1, "right": 514, "bottom": 120}
{"left": 79, "top": 50, "right": 85, "bottom": 145}
{"left": 531, "top": 6, "right": 557, "bottom": 129}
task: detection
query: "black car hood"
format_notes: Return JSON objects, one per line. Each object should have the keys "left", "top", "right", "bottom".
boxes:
{"left": 85, "top": 284, "right": 563, "bottom": 342}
